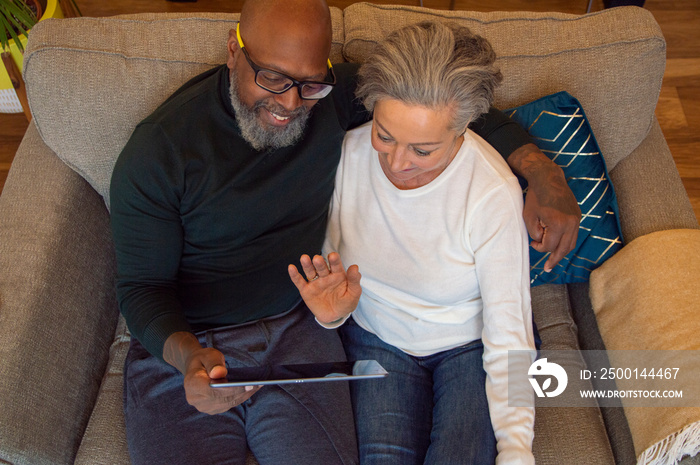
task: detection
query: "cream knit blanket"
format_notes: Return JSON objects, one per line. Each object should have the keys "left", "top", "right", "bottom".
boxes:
{"left": 590, "top": 229, "right": 700, "bottom": 465}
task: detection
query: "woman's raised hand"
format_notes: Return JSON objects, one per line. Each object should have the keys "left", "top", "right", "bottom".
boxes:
{"left": 288, "top": 252, "right": 362, "bottom": 325}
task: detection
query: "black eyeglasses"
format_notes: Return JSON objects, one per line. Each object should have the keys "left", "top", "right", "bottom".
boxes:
{"left": 236, "top": 23, "right": 336, "bottom": 100}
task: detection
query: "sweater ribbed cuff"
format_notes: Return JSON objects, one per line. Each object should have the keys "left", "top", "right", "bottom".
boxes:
{"left": 140, "top": 312, "right": 193, "bottom": 361}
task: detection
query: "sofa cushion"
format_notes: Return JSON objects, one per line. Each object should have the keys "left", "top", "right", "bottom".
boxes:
{"left": 22, "top": 10, "right": 344, "bottom": 208}
{"left": 529, "top": 284, "right": 615, "bottom": 464}
{"left": 506, "top": 91, "right": 623, "bottom": 286}
{"left": 343, "top": 4, "right": 665, "bottom": 173}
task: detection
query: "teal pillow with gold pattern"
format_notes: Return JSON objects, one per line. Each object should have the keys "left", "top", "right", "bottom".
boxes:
{"left": 506, "top": 91, "right": 623, "bottom": 286}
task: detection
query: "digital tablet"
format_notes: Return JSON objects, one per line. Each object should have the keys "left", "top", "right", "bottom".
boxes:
{"left": 210, "top": 360, "right": 388, "bottom": 388}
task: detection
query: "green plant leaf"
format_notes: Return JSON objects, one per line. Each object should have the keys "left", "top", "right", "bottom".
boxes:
{"left": 0, "top": 11, "right": 23, "bottom": 52}
{"left": 0, "top": 0, "right": 38, "bottom": 53}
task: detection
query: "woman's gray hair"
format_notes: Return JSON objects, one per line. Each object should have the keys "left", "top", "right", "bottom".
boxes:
{"left": 355, "top": 21, "right": 503, "bottom": 133}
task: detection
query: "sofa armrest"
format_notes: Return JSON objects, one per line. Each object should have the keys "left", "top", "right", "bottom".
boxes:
{"left": 74, "top": 316, "right": 131, "bottom": 465}
{"left": 0, "top": 122, "right": 119, "bottom": 465}
{"left": 609, "top": 118, "right": 699, "bottom": 243}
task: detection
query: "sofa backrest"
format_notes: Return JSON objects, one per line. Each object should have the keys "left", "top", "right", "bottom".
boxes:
{"left": 22, "top": 5, "right": 665, "bottom": 208}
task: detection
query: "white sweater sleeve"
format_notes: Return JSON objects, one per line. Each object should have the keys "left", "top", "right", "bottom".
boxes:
{"left": 470, "top": 183, "right": 536, "bottom": 465}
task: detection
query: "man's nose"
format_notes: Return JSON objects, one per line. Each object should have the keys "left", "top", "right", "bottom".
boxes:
{"left": 274, "top": 87, "right": 303, "bottom": 113}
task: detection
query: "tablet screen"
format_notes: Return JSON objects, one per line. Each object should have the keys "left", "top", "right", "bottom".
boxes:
{"left": 210, "top": 360, "right": 388, "bottom": 387}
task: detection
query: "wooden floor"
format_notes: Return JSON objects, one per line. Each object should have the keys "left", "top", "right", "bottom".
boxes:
{"left": 1, "top": 0, "right": 698, "bottom": 223}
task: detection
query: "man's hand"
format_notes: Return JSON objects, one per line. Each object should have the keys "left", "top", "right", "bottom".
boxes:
{"left": 288, "top": 252, "right": 362, "bottom": 325}
{"left": 508, "top": 143, "right": 581, "bottom": 272}
{"left": 163, "top": 332, "right": 261, "bottom": 415}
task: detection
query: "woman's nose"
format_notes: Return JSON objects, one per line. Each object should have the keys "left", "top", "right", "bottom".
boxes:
{"left": 387, "top": 147, "right": 410, "bottom": 172}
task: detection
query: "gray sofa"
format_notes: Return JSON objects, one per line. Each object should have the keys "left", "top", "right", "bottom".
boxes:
{"left": 1, "top": 3, "right": 698, "bottom": 465}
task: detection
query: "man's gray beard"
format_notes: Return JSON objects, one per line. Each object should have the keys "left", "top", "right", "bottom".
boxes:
{"left": 229, "top": 72, "right": 311, "bottom": 151}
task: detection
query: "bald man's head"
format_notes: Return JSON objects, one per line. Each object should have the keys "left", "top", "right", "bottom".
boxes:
{"left": 240, "top": 0, "right": 332, "bottom": 63}
{"left": 225, "top": 0, "right": 334, "bottom": 151}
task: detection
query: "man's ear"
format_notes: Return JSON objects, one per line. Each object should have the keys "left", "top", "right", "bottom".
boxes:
{"left": 226, "top": 28, "right": 239, "bottom": 70}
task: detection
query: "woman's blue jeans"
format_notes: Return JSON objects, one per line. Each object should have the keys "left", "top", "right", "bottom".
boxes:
{"left": 340, "top": 317, "right": 497, "bottom": 465}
